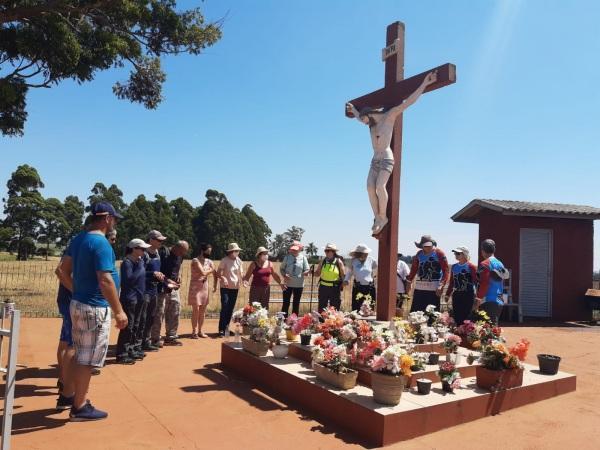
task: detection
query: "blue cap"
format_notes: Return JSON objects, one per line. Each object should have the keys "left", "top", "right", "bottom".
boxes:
{"left": 91, "top": 201, "right": 123, "bottom": 219}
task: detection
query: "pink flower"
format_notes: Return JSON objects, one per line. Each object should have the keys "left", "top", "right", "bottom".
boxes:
{"left": 370, "top": 355, "right": 386, "bottom": 372}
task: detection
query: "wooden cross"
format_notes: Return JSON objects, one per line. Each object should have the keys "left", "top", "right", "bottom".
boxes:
{"left": 346, "top": 22, "right": 456, "bottom": 321}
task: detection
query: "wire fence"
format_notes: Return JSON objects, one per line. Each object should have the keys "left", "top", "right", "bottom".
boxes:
{"left": 0, "top": 260, "right": 353, "bottom": 318}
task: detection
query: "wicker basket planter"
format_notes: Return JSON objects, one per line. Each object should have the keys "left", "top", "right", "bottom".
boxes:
{"left": 370, "top": 372, "right": 407, "bottom": 406}
{"left": 242, "top": 325, "right": 253, "bottom": 336}
{"left": 476, "top": 366, "right": 524, "bottom": 391}
{"left": 241, "top": 336, "right": 269, "bottom": 356}
{"left": 313, "top": 363, "right": 358, "bottom": 390}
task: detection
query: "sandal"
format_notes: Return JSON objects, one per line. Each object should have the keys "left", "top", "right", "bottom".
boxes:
{"left": 199, "top": 332, "right": 208, "bottom": 338}
{"left": 191, "top": 333, "right": 199, "bottom": 339}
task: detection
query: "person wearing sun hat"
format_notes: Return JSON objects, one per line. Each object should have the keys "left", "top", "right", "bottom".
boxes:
{"left": 214, "top": 243, "right": 244, "bottom": 336}
{"left": 315, "top": 243, "right": 346, "bottom": 311}
{"left": 243, "top": 246, "right": 285, "bottom": 309}
{"left": 116, "top": 239, "right": 151, "bottom": 364}
{"left": 344, "top": 244, "right": 378, "bottom": 311}
{"left": 280, "top": 242, "right": 310, "bottom": 317}
{"left": 445, "top": 246, "right": 478, "bottom": 326}
{"left": 406, "top": 235, "right": 449, "bottom": 313}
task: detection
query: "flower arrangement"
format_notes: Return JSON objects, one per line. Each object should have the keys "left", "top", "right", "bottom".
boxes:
{"left": 356, "top": 293, "right": 374, "bottom": 317}
{"left": 269, "top": 312, "right": 286, "bottom": 345}
{"left": 424, "top": 304, "right": 442, "bottom": 325}
{"left": 370, "top": 344, "right": 415, "bottom": 377}
{"left": 389, "top": 318, "right": 414, "bottom": 343}
{"left": 410, "top": 352, "right": 429, "bottom": 371}
{"left": 232, "top": 302, "right": 268, "bottom": 328}
{"left": 479, "top": 338, "right": 530, "bottom": 371}
{"left": 285, "top": 313, "right": 298, "bottom": 330}
{"left": 293, "top": 312, "right": 319, "bottom": 336}
{"left": 250, "top": 317, "right": 271, "bottom": 343}
{"left": 311, "top": 339, "right": 354, "bottom": 374}
{"left": 318, "top": 307, "right": 352, "bottom": 341}
{"left": 443, "top": 333, "right": 462, "bottom": 353}
{"left": 456, "top": 318, "right": 503, "bottom": 349}
{"left": 437, "top": 361, "right": 461, "bottom": 389}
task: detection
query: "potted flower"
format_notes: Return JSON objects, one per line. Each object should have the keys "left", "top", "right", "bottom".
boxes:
{"left": 270, "top": 313, "right": 289, "bottom": 358}
{"left": 293, "top": 312, "right": 318, "bottom": 345}
{"left": 476, "top": 338, "right": 530, "bottom": 391}
{"left": 410, "top": 352, "right": 428, "bottom": 372}
{"left": 424, "top": 304, "right": 442, "bottom": 326}
{"left": 356, "top": 293, "right": 374, "bottom": 317}
{"left": 232, "top": 302, "right": 266, "bottom": 335}
{"left": 241, "top": 316, "right": 271, "bottom": 357}
{"left": 284, "top": 313, "right": 299, "bottom": 342}
{"left": 437, "top": 361, "right": 461, "bottom": 393}
{"left": 443, "top": 334, "right": 462, "bottom": 364}
{"left": 369, "top": 344, "right": 414, "bottom": 405}
{"left": 311, "top": 339, "right": 358, "bottom": 390}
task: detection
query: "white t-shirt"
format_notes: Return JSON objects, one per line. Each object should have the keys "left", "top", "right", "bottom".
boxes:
{"left": 396, "top": 260, "right": 410, "bottom": 294}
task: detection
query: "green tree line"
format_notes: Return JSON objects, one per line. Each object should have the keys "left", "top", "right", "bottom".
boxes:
{"left": 1, "top": 164, "right": 317, "bottom": 261}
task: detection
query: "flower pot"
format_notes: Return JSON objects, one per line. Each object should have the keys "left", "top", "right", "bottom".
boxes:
{"left": 442, "top": 380, "right": 454, "bottom": 393}
{"left": 371, "top": 371, "right": 407, "bottom": 406}
{"left": 300, "top": 333, "right": 312, "bottom": 346}
{"left": 537, "top": 354, "right": 561, "bottom": 375}
{"left": 476, "top": 366, "right": 524, "bottom": 391}
{"left": 410, "top": 364, "right": 422, "bottom": 372}
{"left": 445, "top": 352, "right": 461, "bottom": 365}
{"left": 272, "top": 344, "right": 289, "bottom": 359}
{"left": 242, "top": 325, "right": 253, "bottom": 336}
{"left": 428, "top": 352, "right": 440, "bottom": 365}
{"left": 416, "top": 378, "right": 432, "bottom": 395}
{"left": 285, "top": 329, "right": 298, "bottom": 342}
{"left": 313, "top": 363, "right": 358, "bottom": 390}
{"left": 241, "top": 336, "right": 269, "bottom": 357}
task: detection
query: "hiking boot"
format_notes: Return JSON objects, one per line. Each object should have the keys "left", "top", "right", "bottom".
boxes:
{"left": 116, "top": 356, "right": 136, "bottom": 365}
{"left": 56, "top": 394, "right": 74, "bottom": 411}
{"left": 142, "top": 343, "right": 159, "bottom": 352}
{"left": 163, "top": 338, "right": 183, "bottom": 346}
{"left": 69, "top": 402, "right": 108, "bottom": 422}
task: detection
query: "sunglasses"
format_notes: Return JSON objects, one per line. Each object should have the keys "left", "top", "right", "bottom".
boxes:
{"left": 135, "top": 247, "right": 145, "bottom": 250}
{"left": 453, "top": 252, "right": 463, "bottom": 256}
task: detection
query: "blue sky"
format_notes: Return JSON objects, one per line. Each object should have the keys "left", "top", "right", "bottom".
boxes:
{"left": 2, "top": 0, "right": 600, "bottom": 267}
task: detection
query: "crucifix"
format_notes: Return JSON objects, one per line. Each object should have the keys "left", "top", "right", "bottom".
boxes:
{"left": 345, "top": 21, "right": 456, "bottom": 320}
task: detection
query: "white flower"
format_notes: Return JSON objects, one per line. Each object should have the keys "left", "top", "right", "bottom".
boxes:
{"left": 425, "top": 304, "right": 436, "bottom": 314}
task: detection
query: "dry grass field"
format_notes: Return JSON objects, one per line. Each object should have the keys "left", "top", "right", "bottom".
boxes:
{"left": 0, "top": 258, "right": 354, "bottom": 317}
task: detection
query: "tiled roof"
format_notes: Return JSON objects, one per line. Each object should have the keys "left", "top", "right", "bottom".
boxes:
{"left": 452, "top": 199, "right": 600, "bottom": 223}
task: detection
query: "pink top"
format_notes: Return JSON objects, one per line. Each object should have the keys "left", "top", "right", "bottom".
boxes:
{"left": 218, "top": 256, "right": 243, "bottom": 289}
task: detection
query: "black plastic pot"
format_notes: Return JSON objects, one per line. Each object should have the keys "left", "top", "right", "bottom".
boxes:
{"left": 416, "top": 378, "right": 432, "bottom": 395}
{"left": 428, "top": 352, "right": 440, "bottom": 365}
{"left": 300, "top": 333, "right": 311, "bottom": 346}
{"left": 442, "top": 380, "right": 453, "bottom": 393}
{"left": 537, "top": 354, "right": 561, "bottom": 375}
{"left": 410, "top": 365, "right": 422, "bottom": 372}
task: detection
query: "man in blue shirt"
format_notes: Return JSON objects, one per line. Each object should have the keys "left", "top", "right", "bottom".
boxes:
{"left": 56, "top": 201, "right": 128, "bottom": 421}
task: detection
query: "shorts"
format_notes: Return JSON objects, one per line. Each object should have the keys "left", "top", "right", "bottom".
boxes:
{"left": 367, "top": 157, "right": 394, "bottom": 186}
{"left": 70, "top": 299, "right": 111, "bottom": 368}
{"left": 58, "top": 298, "right": 73, "bottom": 346}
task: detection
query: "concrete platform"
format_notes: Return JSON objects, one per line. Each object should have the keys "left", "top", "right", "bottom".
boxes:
{"left": 221, "top": 342, "right": 577, "bottom": 447}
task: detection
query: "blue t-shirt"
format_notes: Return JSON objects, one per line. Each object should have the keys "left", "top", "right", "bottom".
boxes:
{"left": 67, "top": 232, "right": 119, "bottom": 307}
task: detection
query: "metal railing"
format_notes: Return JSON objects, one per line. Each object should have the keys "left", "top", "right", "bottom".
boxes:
{"left": 0, "top": 303, "right": 20, "bottom": 450}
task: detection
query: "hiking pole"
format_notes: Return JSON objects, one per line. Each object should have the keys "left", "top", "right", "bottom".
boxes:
{"left": 309, "top": 265, "right": 315, "bottom": 312}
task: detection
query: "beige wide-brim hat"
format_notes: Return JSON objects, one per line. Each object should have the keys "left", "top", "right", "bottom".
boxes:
{"left": 255, "top": 246, "right": 269, "bottom": 257}
{"left": 226, "top": 243, "right": 242, "bottom": 253}
{"left": 324, "top": 243, "right": 338, "bottom": 252}
{"left": 350, "top": 244, "right": 372, "bottom": 257}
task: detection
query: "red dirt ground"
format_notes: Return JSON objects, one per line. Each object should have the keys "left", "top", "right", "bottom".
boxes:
{"left": 3, "top": 318, "right": 599, "bottom": 450}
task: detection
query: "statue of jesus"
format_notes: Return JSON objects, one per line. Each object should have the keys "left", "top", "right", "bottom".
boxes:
{"left": 346, "top": 71, "right": 437, "bottom": 236}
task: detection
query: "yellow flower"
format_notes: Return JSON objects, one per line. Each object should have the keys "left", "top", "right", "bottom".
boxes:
{"left": 472, "top": 340, "right": 481, "bottom": 349}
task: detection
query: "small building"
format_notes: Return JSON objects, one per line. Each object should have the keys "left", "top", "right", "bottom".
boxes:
{"left": 452, "top": 199, "right": 600, "bottom": 321}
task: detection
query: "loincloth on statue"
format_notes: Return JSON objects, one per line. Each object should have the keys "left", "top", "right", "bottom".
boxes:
{"left": 367, "top": 157, "right": 394, "bottom": 185}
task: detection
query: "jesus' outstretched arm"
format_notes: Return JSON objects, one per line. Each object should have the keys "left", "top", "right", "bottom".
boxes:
{"left": 383, "top": 71, "right": 437, "bottom": 125}
{"left": 345, "top": 102, "right": 364, "bottom": 123}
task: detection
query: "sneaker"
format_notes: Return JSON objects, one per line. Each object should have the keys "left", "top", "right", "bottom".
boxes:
{"left": 218, "top": 331, "right": 225, "bottom": 337}
{"left": 70, "top": 402, "right": 108, "bottom": 422}
{"left": 116, "top": 356, "right": 136, "bottom": 365}
{"left": 142, "top": 343, "right": 159, "bottom": 352}
{"left": 152, "top": 340, "right": 164, "bottom": 348}
{"left": 91, "top": 368, "right": 101, "bottom": 376}
{"left": 56, "top": 394, "right": 74, "bottom": 411}
{"left": 163, "top": 338, "right": 183, "bottom": 346}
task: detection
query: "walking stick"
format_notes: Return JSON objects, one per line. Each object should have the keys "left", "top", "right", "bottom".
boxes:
{"left": 309, "top": 264, "right": 315, "bottom": 312}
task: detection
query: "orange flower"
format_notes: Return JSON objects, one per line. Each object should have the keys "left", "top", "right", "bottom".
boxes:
{"left": 472, "top": 340, "right": 481, "bottom": 349}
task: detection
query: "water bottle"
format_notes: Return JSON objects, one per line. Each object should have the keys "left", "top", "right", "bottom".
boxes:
{"left": 223, "top": 325, "right": 230, "bottom": 342}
